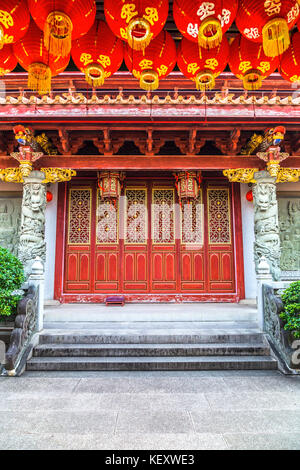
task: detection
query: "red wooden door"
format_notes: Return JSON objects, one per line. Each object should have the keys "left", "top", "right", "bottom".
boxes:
{"left": 64, "top": 187, "right": 93, "bottom": 292}
{"left": 151, "top": 185, "right": 177, "bottom": 292}
{"left": 123, "top": 186, "right": 148, "bottom": 292}
{"left": 180, "top": 189, "right": 205, "bottom": 292}
{"left": 64, "top": 179, "right": 236, "bottom": 296}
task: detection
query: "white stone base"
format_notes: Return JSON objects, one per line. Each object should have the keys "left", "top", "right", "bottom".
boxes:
{"left": 44, "top": 303, "right": 258, "bottom": 323}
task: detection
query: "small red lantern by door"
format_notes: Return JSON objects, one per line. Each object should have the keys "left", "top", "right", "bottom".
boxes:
{"left": 104, "top": 0, "right": 169, "bottom": 51}
{"left": 177, "top": 36, "right": 229, "bottom": 90}
{"left": 124, "top": 30, "right": 176, "bottom": 91}
{"left": 235, "top": 0, "right": 300, "bottom": 57}
{"left": 72, "top": 20, "right": 124, "bottom": 88}
{"left": 229, "top": 34, "right": 278, "bottom": 90}
{"left": 46, "top": 191, "right": 53, "bottom": 203}
{"left": 173, "top": 0, "right": 238, "bottom": 49}
{"left": 279, "top": 31, "right": 300, "bottom": 83}
{"left": 246, "top": 190, "right": 253, "bottom": 202}
{"left": 0, "top": 44, "right": 17, "bottom": 76}
{"left": 27, "top": 0, "right": 96, "bottom": 57}
{"left": 174, "top": 171, "right": 202, "bottom": 203}
{"left": 0, "top": 0, "right": 30, "bottom": 49}
{"left": 98, "top": 171, "right": 125, "bottom": 200}
{"left": 14, "top": 21, "right": 70, "bottom": 95}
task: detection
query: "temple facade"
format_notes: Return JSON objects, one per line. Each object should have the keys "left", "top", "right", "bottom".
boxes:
{"left": 0, "top": 72, "right": 300, "bottom": 308}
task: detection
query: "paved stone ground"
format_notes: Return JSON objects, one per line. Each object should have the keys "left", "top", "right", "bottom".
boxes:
{"left": 0, "top": 370, "right": 300, "bottom": 450}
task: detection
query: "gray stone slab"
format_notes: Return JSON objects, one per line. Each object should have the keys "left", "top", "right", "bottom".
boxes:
{"left": 205, "top": 391, "right": 300, "bottom": 411}
{"left": 21, "top": 369, "right": 283, "bottom": 378}
{"left": 0, "top": 432, "right": 228, "bottom": 450}
{"left": 234, "top": 410, "right": 300, "bottom": 433}
{"left": 191, "top": 410, "right": 245, "bottom": 434}
{"left": 224, "top": 432, "right": 300, "bottom": 450}
{"left": 93, "top": 433, "right": 229, "bottom": 450}
{"left": 249, "top": 376, "right": 300, "bottom": 392}
{"left": 114, "top": 393, "right": 210, "bottom": 412}
{"left": 116, "top": 410, "right": 193, "bottom": 434}
{"left": 75, "top": 377, "right": 228, "bottom": 393}
{"left": 0, "top": 377, "right": 80, "bottom": 394}
{"left": 222, "top": 377, "right": 270, "bottom": 392}
{"left": 0, "top": 410, "right": 117, "bottom": 434}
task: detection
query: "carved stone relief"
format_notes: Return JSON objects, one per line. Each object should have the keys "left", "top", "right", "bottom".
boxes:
{"left": 253, "top": 171, "right": 281, "bottom": 281}
{"left": 0, "top": 195, "right": 22, "bottom": 255}
{"left": 18, "top": 171, "right": 46, "bottom": 276}
{"left": 278, "top": 195, "right": 300, "bottom": 274}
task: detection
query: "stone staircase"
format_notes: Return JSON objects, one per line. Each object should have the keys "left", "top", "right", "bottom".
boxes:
{"left": 26, "top": 321, "right": 278, "bottom": 371}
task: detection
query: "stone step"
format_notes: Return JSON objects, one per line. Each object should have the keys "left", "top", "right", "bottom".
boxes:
{"left": 33, "top": 342, "right": 270, "bottom": 357}
{"left": 44, "top": 303, "right": 258, "bottom": 323}
{"left": 27, "top": 355, "right": 278, "bottom": 371}
{"left": 39, "top": 331, "right": 265, "bottom": 345}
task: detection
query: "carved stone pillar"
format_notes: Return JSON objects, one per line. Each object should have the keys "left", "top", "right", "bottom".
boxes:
{"left": 18, "top": 171, "right": 47, "bottom": 277}
{"left": 253, "top": 171, "right": 281, "bottom": 281}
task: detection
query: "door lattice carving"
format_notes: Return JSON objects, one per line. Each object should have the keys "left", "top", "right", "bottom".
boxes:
{"left": 96, "top": 190, "right": 118, "bottom": 244}
{"left": 68, "top": 188, "right": 91, "bottom": 245}
{"left": 208, "top": 188, "right": 231, "bottom": 244}
{"left": 152, "top": 189, "right": 175, "bottom": 244}
{"left": 125, "top": 188, "right": 147, "bottom": 244}
{"left": 181, "top": 191, "right": 204, "bottom": 245}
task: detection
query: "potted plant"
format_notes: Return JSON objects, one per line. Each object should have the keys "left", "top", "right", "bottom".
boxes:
{"left": 0, "top": 246, "right": 25, "bottom": 330}
{"left": 280, "top": 281, "right": 300, "bottom": 341}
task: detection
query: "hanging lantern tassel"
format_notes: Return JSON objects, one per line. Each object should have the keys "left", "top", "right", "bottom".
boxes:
{"left": 0, "top": 26, "right": 4, "bottom": 50}
{"left": 140, "top": 70, "right": 159, "bottom": 91}
{"left": 195, "top": 71, "right": 215, "bottom": 91}
{"left": 85, "top": 64, "right": 105, "bottom": 88}
{"left": 127, "top": 17, "right": 152, "bottom": 52}
{"left": 198, "top": 18, "right": 222, "bottom": 49}
{"left": 44, "top": 11, "right": 73, "bottom": 57}
{"left": 262, "top": 18, "right": 290, "bottom": 58}
{"left": 243, "top": 70, "right": 263, "bottom": 91}
{"left": 28, "top": 62, "right": 52, "bottom": 95}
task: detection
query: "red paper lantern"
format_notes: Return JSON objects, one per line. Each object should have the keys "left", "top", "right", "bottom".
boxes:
{"left": 246, "top": 190, "right": 253, "bottom": 202}
{"left": 173, "top": 0, "right": 238, "bottom": 49}
{"left": 0, "top": 44, "right": 17, "bottom": 76}
{"left": 98, "top": 171, "right": 125, "bottom": 199}
{"left": 124, "top": 30, "right": 176, "bottom": 90}
{"left": 229, "top": 34, "right": 278, "bottom": 90}
{"left": 104, "top": 0, "right": 169, "bottom": 51}
{"left": 28, "top": 0, "right": 96, "bottom": 57}
{"left": 235, "top": 0, "right": 300, "bottom": 57}
{"left": 46, "top": 191, "right": 53, "bottom": 202}
{"left": 177, "top": 36, "right": 229, "bottom": 90}
{"left": 175, "top": 171, "right": 202, "bottom": 202}
{"left": 0, "top": 0, "right": 30, "bottom": 49}
{"left": 72, "top": 20, "right": 123, "bottom": 88}
{"left": 279, "top": 31, "right": 300, "bottom": 83}
{"left": 13, "top": 21, "right": 70, "bottom": 95}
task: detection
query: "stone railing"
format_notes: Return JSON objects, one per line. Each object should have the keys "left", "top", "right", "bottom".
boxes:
{"left": 1, "top": 258, "right": 44, "bottom": 377}
{"left": 257, "top": 257, "right": 300, "bottom": 374}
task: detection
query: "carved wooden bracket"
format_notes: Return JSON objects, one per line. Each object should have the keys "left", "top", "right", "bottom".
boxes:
{"left": 215, "top": 129, "right": 242, "bottom": 156}
{"left": 58, "top": 129, "right": 70, "bottom": 154}
{"left": 0, "top": 132, "right": 17, "bottom": 156}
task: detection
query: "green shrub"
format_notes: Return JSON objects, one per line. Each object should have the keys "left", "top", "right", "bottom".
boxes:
{"left": 0, "top": 247, "right": 25, "bottom": 318}
{"left": 280, "top": 281, "right": 300, "bottom": 339}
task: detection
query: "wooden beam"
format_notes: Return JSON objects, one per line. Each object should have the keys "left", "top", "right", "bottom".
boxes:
{"left": 2, "top": 154, "right": 300, "bottom": 170}
{"left": 0, "top": 154, "right": 267, "bottom": 170}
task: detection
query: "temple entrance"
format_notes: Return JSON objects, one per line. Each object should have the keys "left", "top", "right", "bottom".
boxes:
{"left": 62, "top": 176, "right": 238, "bottom": 300}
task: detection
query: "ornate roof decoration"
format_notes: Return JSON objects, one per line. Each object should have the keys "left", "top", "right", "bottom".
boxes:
{"left": 0, "top": 92, "right": 299, "bottom": 106}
